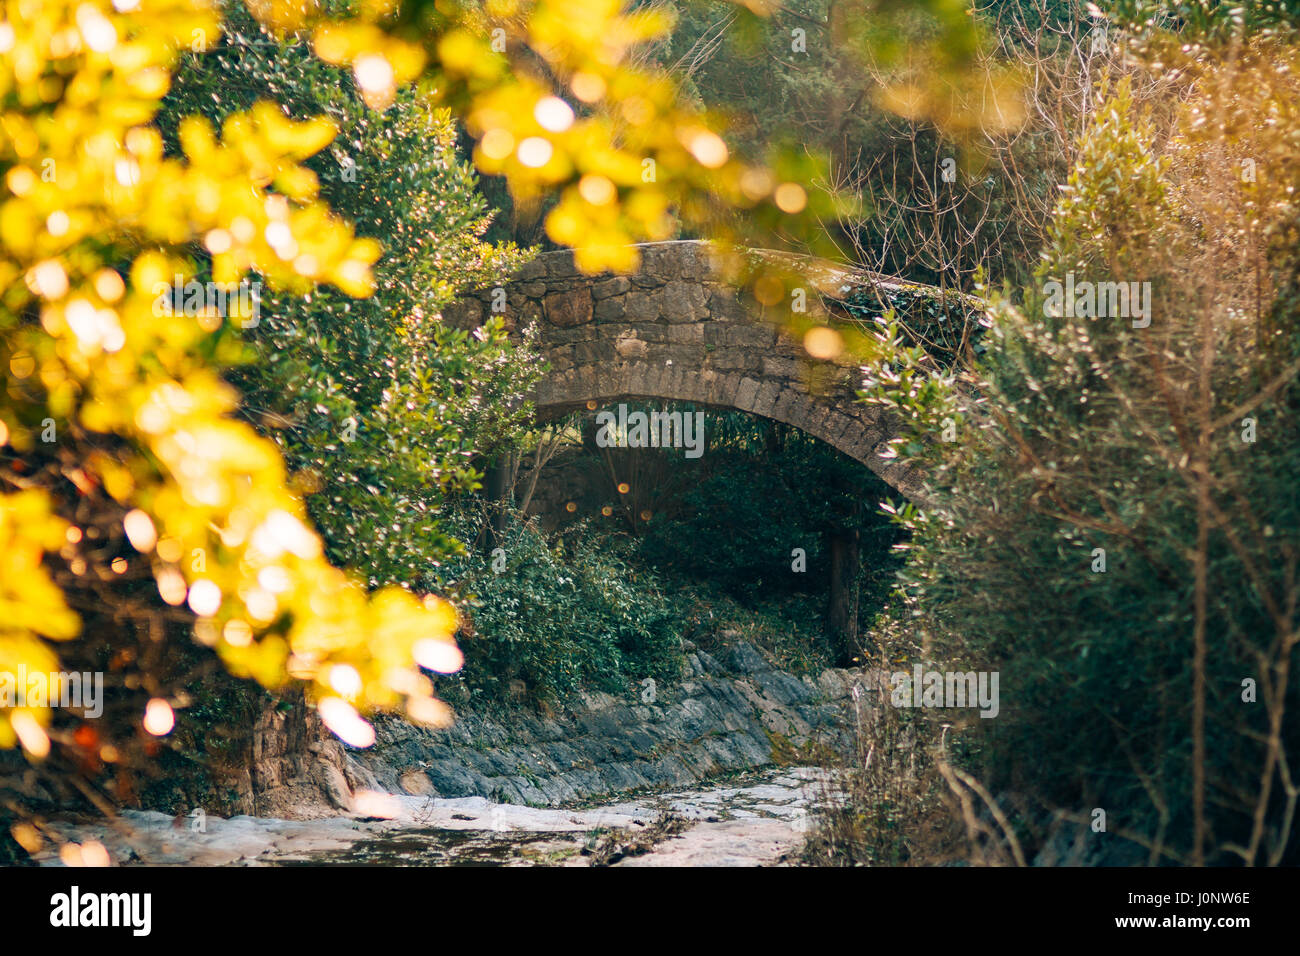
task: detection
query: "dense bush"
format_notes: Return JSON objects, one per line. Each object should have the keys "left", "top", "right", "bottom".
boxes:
{"left": 0, "top": 0, "right": 475, "bottom": 830}
{"left": 437, "top": 511, "right": 683, "bottom": 704}
{"left": 871, "top": 60, "right": 1300, "bottom": 865}
{"left": 160, "top": 4, "right": 544, "bottom": 587}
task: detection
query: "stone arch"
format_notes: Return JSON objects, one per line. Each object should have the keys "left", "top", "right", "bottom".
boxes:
{"left": 442, "top": 240, "right": 925, "bottom": 499}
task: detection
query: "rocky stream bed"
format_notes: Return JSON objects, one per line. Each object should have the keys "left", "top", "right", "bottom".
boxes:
{"left": 34, "top": 767, "right": 831, "bottom": 867}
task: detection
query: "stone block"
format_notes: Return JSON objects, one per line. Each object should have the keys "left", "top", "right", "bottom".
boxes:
{"left": 751, "top": 380, "right": 782, "bottom": 417}
{"left": 543, "top": 287, "right": 593, "bottom": 327}
{"left": 594, "top": 295, "right": 626, "bottom": 321}
{"left": 762, "top": 355, "right": 800, "bottom": 380}
{"left": 593, "top": 276, "right": 631, "bottom": 299}
{"left": 514, "top": 259, "right": 546, "bottom": 281}
{"left": 665, "top": 323, "right": 705, "bottom": 344}
{"left": 708, "top": 288, "right": 747, "bottom": 322}
{"left": 661, "top": 280, "right": 707, "bottom": 322}
{"left": 614, "top": 332, "right": 649, "bottom": 359}
{"left": 574, "top": 340, "right": 613, "bottom": 364}
{"left": 726, "top": 324, "right": 777, "bottom": 348}
{"left": 712, "top": 347, "right": 752, "bottom": 371}
{"left": 770, "top": 388, "right": 801, "bottom": 425}
{"left": 625, "top": 290, "right": 660, "bottom": 321}
{"left": 733, "top": 377, "right": 760, "bottom": 411}
{"left": 544, "top": 251, "right": 579, "bottom": 279}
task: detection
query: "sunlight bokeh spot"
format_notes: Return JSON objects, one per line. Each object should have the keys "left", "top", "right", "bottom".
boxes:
{"left": 143, "top": 698, "right": 175, "bottom": 736}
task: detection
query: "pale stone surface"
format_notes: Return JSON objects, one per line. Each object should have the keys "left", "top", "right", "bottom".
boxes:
{"left": 616, "top": 819, "right": 798, "bottom": 867}
{"left": 33, "top": 767, "right": 833, "bottom": 867}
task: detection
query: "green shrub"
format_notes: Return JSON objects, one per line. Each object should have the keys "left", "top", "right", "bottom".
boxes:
{"left": 636, "top": 411, "right": 903, "bottom": 609}
{"left": 439, "top": 512, "right": 684, "bottom": 704}
{"left": 160, "top": 2, "right": 543, "bottom": 586}
{"left": 874, "top": 74, "right": 1300, "bottom": 865}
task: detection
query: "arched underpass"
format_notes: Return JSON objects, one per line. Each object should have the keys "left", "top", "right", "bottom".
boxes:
{"left": 444, "top": 239, "right": 970, "bottom": 665}
{"left": 442, "top": 240, "right": 950, "bottom": 502}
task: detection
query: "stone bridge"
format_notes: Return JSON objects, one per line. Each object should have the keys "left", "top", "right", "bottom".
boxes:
{"left": 444, "top": 240, "right": 933, "bottom": 499}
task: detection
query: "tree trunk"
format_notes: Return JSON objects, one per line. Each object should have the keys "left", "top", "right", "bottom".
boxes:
{"left": 827, "top": 529, "right": 861, "bottom": 667}
{"left": 581, "top": 413, "right": 602, "bottom": 455}
{"left": 483, "top": 451, "right": 515, "bottom": 550}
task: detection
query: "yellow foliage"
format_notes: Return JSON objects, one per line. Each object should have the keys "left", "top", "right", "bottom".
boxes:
{"left": 0, "top": 490, "right": 76, "bottom": 750}
{"left": 0, "top": 0, "right": 456, "bottom": 756}
{"left": 0, "top": 0, "right": 964, "bottom": 758}
{"left": 309, "top": 0, "right": 849, "bottom": 273}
